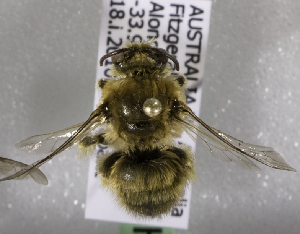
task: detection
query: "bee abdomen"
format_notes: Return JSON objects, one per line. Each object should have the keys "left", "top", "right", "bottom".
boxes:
{"left": 118, "top": 176, "right": 188, "bottom": 217}
{"left": 97, "top": 146, "right": 195, "bottom": 217}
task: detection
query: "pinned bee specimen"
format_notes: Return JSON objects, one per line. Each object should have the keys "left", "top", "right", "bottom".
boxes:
{"left": 0, "top": 38, "right": 296, "bottom": 218}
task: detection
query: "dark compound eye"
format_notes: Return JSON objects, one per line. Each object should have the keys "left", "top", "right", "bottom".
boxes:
{"left": 111, "top": 52, "right": 125, "bottom": 65}
{"left": 145, "top": 48, "right": 168, "bottom": 66}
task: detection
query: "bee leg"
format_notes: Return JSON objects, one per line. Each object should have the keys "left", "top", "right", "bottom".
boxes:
{"left": 98, "top": 151, "right": 124, "bottom": 178}
{"left": 165, "top": 146, "right": 195, "bottom": 171}
{"left": 78, "top": 134, "right": 111, "bottom": 157}
{"left": 95, "top": 133, "right": 110, "bottom": 145}
{"left": 172, "top": 75, "right": 186, "bottom": 87}
{"left": 97, "top": 79, "right": 107, "bottom": 89}
{"left": 80, "top": 133, "right": 109, "bottom": 147}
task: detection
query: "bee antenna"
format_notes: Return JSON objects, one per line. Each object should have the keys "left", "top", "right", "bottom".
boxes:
{"left": 99, "top": 48, "right": 130, "bottom": 66}
{"left": 166, "top": 53, "right": 180, "bottom": 71}
{"left": 157, "top": 49, "right": 180, "bottom": 71}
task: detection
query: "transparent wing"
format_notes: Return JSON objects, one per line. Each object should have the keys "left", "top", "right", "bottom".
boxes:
{"left": 16, "top": 122, "right": 84, "bottom": 155}
{"left": 0, "top": 157, "right": 48, "bottom": 185}
{"left": 16, "top": 121, "right": 108, "bottom": 155}
{"left": 0, "top": 105, "right": 108, "bottom": 183}
{"left": 177, "top": 103, "right": 296, "bottom": 172}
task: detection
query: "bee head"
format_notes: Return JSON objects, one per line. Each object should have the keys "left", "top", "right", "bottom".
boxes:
{"left": 99, "top": 40, "right": 179, "bottom": 75}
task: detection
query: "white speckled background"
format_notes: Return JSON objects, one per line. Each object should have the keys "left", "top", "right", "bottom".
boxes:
{"left": 0, "top": 1, "right": 299, "bottom": 234}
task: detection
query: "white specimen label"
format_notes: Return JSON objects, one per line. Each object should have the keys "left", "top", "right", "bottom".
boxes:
{"left": 85, "top": 0, "right": 212, "bottom": 230}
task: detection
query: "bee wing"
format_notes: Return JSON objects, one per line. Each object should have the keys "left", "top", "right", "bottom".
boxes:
{"left": 0, "top": 105, "right": 108, "bottom": 183}
{"left": 15, "top": 122, "right": 84, "bottom": 155}
{"left": 0, "top": 157, "right": 48, "bottom": 185}
{"left": 177, "top": 103, "right": 296, "bottom": 172}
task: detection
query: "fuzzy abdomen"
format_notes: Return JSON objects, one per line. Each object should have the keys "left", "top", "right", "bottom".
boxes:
{"left": 98, "top": 146, "right": 195, "bottom": 217}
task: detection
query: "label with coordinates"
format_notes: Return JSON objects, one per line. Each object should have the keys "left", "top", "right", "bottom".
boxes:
{"left": 85, "top": 0, "right": 212, "bottom": 229}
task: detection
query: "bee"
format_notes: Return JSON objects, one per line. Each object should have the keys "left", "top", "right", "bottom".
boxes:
{"left": 0, "top": 38, "right": 296, "bottom": 218}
